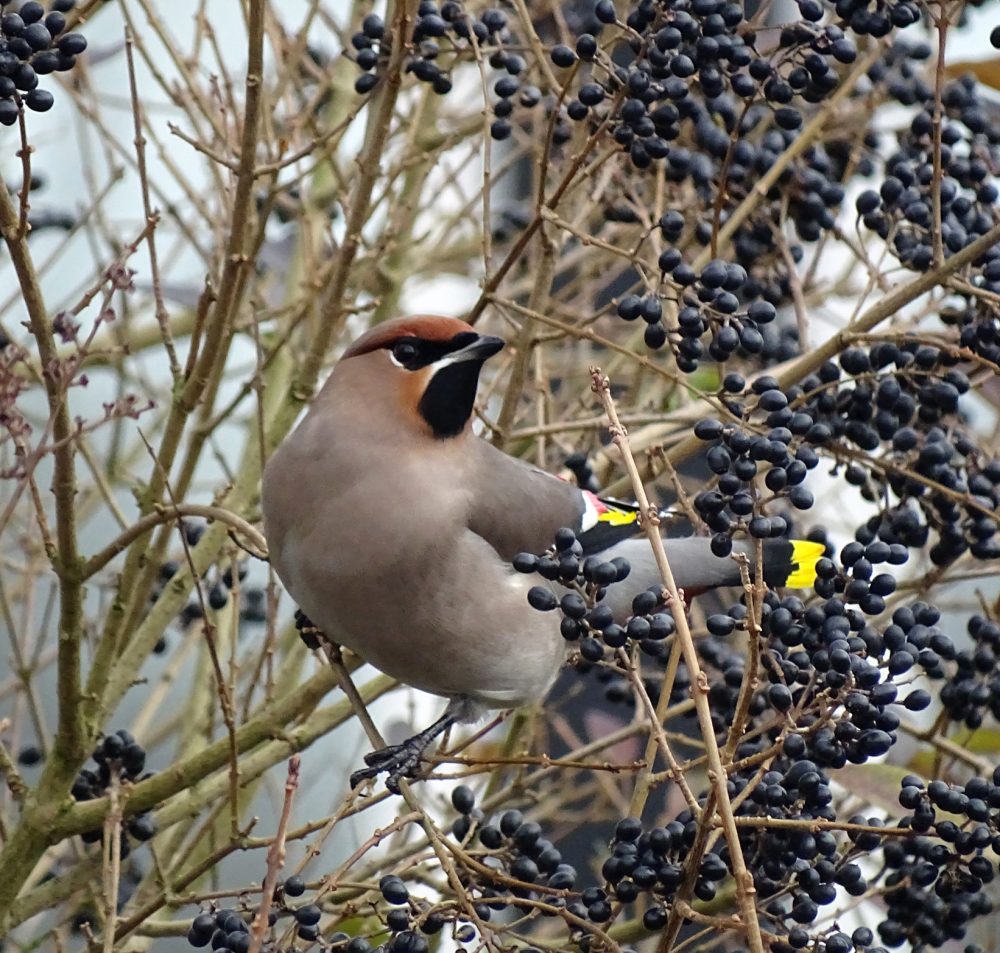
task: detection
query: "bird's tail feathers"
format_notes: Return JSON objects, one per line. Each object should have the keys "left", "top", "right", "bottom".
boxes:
{"left": 763, "top": 539, "right": 825, "bottom": 589}
{"left": 596, "top": 536, "right": 823, "bottom": 621}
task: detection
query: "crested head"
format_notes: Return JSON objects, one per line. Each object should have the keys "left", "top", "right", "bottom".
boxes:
{"left": 336, "top": 315, "right": 505, "bottom": 440}
{"left": 342, "top": 315, "right": 478, "bottom": 360}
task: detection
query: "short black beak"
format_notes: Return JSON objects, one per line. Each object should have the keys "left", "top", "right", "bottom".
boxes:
{"left": 452, "top": 334, "right": 505, "bottom": 362}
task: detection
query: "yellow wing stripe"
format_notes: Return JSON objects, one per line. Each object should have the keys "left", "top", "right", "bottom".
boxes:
{"left": 786, "top": 540, "right": 826, "bottom": 588}
{"left": 599, "top": 509, "right": 640, "bottom": 527}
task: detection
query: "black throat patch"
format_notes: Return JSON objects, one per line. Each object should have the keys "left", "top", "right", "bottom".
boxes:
{"left": 418, "top": 360, "right": 483, "bottom": 438}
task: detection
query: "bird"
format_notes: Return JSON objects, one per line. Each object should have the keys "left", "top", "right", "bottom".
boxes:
{"left": 261, "top": 315, "right": 824, "bottom": 792}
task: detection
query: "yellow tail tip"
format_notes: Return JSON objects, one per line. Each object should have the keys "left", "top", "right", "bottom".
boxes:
{"left": 786, "top": 540, "right": 826, "bottom": 588}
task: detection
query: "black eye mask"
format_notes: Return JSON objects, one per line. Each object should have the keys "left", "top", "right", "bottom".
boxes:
{"left": 389, "top": 332, "right": 479, "bottom": 370}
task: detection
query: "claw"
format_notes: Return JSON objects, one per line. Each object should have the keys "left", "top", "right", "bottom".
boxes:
{"left": 294, "top": 609, "right": 323, "bottom": 650}
{"left": 293, "top": 615, "right": 461, "bottom": 795}
{"left": 350, "top": 741, "right": 425, "bottom": 793}
{"left": 348, "top": 707, "right": 460, "bottom": 794}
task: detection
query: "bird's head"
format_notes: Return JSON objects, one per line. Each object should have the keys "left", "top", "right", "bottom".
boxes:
{"left": 337, "top": 315, "right": 505, "bottom": 439}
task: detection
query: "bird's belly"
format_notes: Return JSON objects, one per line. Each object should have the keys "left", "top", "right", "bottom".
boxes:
{"left": 338, "top": 612, "right": 562, "bottom": 707}
{"left": 275, "top": 539, "right": 565, "bottom": 708}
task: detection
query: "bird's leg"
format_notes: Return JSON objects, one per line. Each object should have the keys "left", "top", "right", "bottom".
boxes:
{"left": 350, "top": 707, "right": 459, "bottom": 794}
{"left": 292, "top": 609, "right": 461, "bottom": 793}
{"left": 294, "top": 609, "right": 323, "bottom": 650}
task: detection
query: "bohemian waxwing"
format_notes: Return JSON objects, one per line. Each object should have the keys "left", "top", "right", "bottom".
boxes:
{"left": 262, "top": 315, "right": 823, "bottom": 791}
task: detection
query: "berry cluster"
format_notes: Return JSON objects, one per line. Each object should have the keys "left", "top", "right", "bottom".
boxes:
{"left": 442, "top": 778, "right": 962, "bottom": 953}
{"left": 692, "top": 390, "right": 817, "bottom": 552}
{"left": 551, "top": 3, "right": 876, "bottom": 369}
{"left": 598, "top": 814, "right": 727, "bottom": 919}
{"left": 152, "top": 520, "right": 268, "bottom": 645}
{"left": 345, "top": 0, "right": 1000, "bottom": 384}
{"left": 882, "top": 773, "right": 1000, "bottom": 948}
{"left": 510, "top": 536, "right": 1000, "bottom": 951}
{"left": 500, "top": 512, "right": 685, "bottom": 708}
{"left": 699, "top": 592, "right": 938, "bottom": 762}
{"left": 617, "top": 267, "right": 782, "bottom": 369}
{"left": 71, "top": 730, "right": 155, "bottom": 856}
{"left": 513, "top": 524, "right": 689, "bottom": 670}
{"left": 858, "top": 57, "right": 1000, "bottom": 273}
{"left": 506, "top": 493, "right": 996, "bottom": 949}
{"left": 350, "top": 3, "right": 509, "bottom": 98}
{"left": 183, "top": 797, "right": 578, "bottom": 953}
{"left": 443, "top": 753, "right": 1000, "bottom": 952}
{"left": 452, "top": 785, "right": 580, "bottom": 901}
{"left": 492, "top": 5, "right": 1000, "bottom": 382}
{"left": 940, "top": 289, "right": 1000, "bottom": 369}
{"left": 186, "top": 882, "right": 341, "bottom": 952}
{"left": 0, "top": 0, "right": 86, "bottom": 125}
{"left": 692, "top": 337, "right": 999, "bottom": 568}
{"left": 365, "top": 873, "right": 469, "bottom": 953}
{"left": 188, "top": 909, "right": 256, "bottom": 953}
{"left": 940, "top": 615, "right": 1000, "bottom": 730}
{"left": 812, "top": 536, "right": 902, "bottom": 615}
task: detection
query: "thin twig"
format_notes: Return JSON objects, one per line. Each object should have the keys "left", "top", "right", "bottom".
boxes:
{"left": 101, "top": 775, "right": 124, "bottom": 953}
{"left": 81, "top": 502, "right": 268, "bottom": 580}
{"left": 125, "top": 27, "right": 179, "bottom": 378}
{"left": 249, "top": 756, "right": 301, "bottom": 953}
{"left": 591, "top": 368, "right": 764, "bottom": 953}
{"left": 0, "top": 721, "right": 28, "bottom": 803}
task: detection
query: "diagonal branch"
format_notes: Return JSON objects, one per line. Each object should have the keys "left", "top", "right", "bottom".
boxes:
{"left": 0, "top": 151, "right": 85, "bottom": 775}
{"left": 604, "top": 216, "right": 1000, "bottom": 497}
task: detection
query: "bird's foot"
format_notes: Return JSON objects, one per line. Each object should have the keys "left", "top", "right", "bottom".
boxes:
{"left": 350, "top": 739, "right": 428, "bottom": 794}
{"left": 294, "top": 609, "right": 324, "bottom": 650}
{"left": 349, "top": 707, "right": 460, "bottom": 794}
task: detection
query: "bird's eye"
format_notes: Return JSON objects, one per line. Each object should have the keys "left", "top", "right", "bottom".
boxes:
{"left": 391, "top": 340, "right": 420, "bottom": 365}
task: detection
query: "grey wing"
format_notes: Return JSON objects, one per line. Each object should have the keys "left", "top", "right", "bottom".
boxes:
{"left": 466, "top": 438, "right": 587, "bottom": 560}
